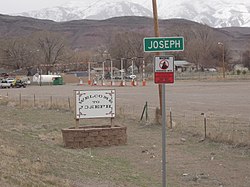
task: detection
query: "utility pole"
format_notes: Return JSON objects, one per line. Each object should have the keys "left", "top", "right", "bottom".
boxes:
{"left": 102, "top": 60, "right": 105, "bottom": 86}
{"left": 222, "top": 45, "right": 225, "bottom": 79}
{"left": 218, "top": 42, "right": 225, "bottom": 78}
{"left": 152, "top": 1, "right": 167, "bottom": 187}
{"left": 152, "top": 0, "right": 162, "bottom": 113}
{"left": 142, "top": 58, "right": 146, "bottom": 86}
{"left": 110, "top": 59, "right": 113, "bottom": 85}
{"left": 120, "top": 58, "right": 125, "bottom": 86}
{"left": 39, "top": 68, "right": 42, "bottom": 86}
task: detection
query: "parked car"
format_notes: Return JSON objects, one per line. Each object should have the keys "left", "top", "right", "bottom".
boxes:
{"left": 124, "top": 74, "right": 136, "bottom": 79}
{"left": 6, "top": 77, "right": 15, "bottom": 87}
{"left": 0, "top": 79, "right": 11, "bottom": 88}
{"left": 13, "top": 80, "right": 27, "bottom": 88}
{"left": 114, "top": 76, "right": 122, "bottom": 79}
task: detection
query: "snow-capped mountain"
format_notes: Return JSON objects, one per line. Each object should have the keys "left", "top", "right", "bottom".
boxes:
{"left": 15, "top": 0, "right": 250, "bottom": 27}
{"left": 17, "top": 1, "right": 152, "bottom": 22}
{"left": 153, "top": 0, "right": 250, "bottom": 27}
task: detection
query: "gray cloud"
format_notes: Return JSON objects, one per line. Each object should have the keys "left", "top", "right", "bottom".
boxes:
{"left": 0, "top": 0, "right": 69, "bottom": 14}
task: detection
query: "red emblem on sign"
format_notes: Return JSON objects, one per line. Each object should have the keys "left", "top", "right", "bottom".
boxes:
{"left": 159, "top": 59, "right": 169, "bottom": 70}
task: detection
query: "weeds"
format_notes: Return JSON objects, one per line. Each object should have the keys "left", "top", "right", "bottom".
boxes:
{"left": 1, "top": 96, "right": 250, "bottom": 147}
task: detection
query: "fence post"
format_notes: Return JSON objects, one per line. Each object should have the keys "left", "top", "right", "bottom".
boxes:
{"left": 204, "top": 114, "right": 207, "bottom": 139}
{"left": 19, "top": 93, "right": 22, "bottom": 107}
{"left": 50, "top": 96, "right": 53, "bottom": 108}
{"left": 33, "top": 94, "right": 36, "bottom": 107}
{"left": 75, "top": 118, "right": 79, "bottom": 129}
{"left": 68, "top": 97, "right": 71, "bottom": 110}
{"left": 201, "top": 113, "right": 207, "bottom": 139}
{"left": 140, "top": 101, "right": 148, "bottom": 121}
{"left": 170, "top": 108, "right": 173, "bottom": 129}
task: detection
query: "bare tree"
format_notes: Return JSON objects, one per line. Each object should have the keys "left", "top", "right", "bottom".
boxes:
{"left": 185, "top": 25, "right": 218, "bottom": 69}
{"left": 69, "top": 50, "right": 93, "bottom": 71}
{"left": 164, "top": 24, "right": 222, "bottom": 70}
{"left": 108, "top": 31, "right": 145, "bottom": 72}
{"left": 33, "top": 31, "right": 68, "bottom": 74}
{"left": 242, "top": 50, "right": 250, "bottom": 69}
{"left": 0, "top": 38, "right": 37, "bottom": 71}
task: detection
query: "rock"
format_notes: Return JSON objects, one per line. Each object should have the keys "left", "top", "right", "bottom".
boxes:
{"left": 192, "top": 176, "right": 199, "bottom": 182}
{"left": 199, "top": 138, "right": 205, "bottom": 142}
{"left": 199, "top": 173, "right": 209, "bottom": 179}
{"left": 180, "top": 138, "right": 186, "bottom": 142}
{"left": 150, "top": 154, "right": 155, "bottom": 158}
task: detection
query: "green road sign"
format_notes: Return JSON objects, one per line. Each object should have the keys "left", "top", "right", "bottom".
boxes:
{"left": 144, "top": 37, "right": 184, "bottom": 52}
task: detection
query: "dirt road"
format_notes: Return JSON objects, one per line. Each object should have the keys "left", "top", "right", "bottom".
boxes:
{"left": 2, "top": 80, "right": 250, "bottom": 118}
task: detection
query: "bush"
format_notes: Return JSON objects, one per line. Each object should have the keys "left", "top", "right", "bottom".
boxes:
{"left": 236, "top": 70, "right": 241, "bottom": 75}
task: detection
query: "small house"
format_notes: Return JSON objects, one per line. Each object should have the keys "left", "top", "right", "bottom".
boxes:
{"left": 174, "top": 60, "right": 195, "bottom": 72}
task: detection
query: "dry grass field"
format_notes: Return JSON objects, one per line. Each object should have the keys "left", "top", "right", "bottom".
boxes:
{"left": 0, "top": 80, "right": 250, "bottom": 187}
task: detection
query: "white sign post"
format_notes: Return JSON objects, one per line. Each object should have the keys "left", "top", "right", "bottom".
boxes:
{"left": 74, "top": 89, "right": 116, "bottom": 127}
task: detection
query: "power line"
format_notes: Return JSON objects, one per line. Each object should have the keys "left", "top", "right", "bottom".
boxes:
{"left": 80, "top": 0, "right": 103, "bottom": 13}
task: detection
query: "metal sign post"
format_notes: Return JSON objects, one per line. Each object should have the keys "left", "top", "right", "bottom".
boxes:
{"left": 162, "top": 83, "right": 167, "bottom": 187}
{"left": 146, "top": 2, "right": 184, "bottom": 185}
{"left": 154, "top": 55, "right": 174, "bottom": 187}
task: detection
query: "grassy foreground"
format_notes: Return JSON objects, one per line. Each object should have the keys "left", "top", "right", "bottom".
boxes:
{"left": 1, "top": 101, "right": 250, "bottom": 187}
{"left": 0, "top": 105, "right": 160, "bottom": 187}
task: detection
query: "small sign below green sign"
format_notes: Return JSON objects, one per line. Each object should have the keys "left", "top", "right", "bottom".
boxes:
{"left": 144, "top": 37, "right": 184, "bottom": 52}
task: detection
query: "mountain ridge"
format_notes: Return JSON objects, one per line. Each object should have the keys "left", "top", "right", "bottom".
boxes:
{"left": 1, "top": 14, "right": 250, "bottom": 53}
{"left": 12, "top": 0, "right": 250, "bottom": 28}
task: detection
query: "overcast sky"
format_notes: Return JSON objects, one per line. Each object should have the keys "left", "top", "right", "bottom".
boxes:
{"left": 0, "top": 0, "right": 70, "bottom": 14}
{"left": 0, "top": 0, "right": 140, "bottom": 13}
{"left": 0, "top": 0, "right": 149, "bottom": 14}
{"left": 1, "top": 0, "right": 245, "bottom": 14}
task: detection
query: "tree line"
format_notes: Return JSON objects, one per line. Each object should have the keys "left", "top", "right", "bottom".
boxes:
{"left": 0, "top": 27, "right": 249, "bottom": 76}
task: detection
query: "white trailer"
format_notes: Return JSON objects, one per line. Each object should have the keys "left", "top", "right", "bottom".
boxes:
{"left": 33, "top": 74, "right": 61, "bottom": 84}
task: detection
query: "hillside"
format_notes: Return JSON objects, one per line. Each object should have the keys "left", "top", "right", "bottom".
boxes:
{"left": 0, "top": 14, "right": 250, "bottom": 52}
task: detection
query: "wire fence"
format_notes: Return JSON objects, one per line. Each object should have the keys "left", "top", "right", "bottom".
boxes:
{"left": 121, "top": 103, "right": 250, "bottom": 147}
{"left": 1, "top": 94, "right": 250, "bottom": 147}
{"left": 170, "top": 111, "right": 250, "bottom": 146}
{"left": 174, "top": 71, "right": 250, "bottom": 81}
